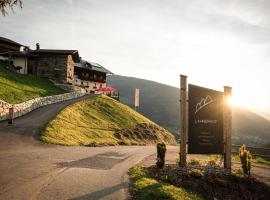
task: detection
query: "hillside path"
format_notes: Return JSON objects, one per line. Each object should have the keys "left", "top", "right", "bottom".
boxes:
{"left": 0, "top": 95, "right": 157, "bottom": 200}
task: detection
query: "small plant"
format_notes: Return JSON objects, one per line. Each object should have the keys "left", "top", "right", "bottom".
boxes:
{"left": 189, "top": 169, "right": 204, "bottom": 178}
{"left": 239, "top": 144, "right": 252, "bottom": 177}
{"left": 156, "top": 142, "right": 166, "bottom": 168}
{"left": 207, "top": 159, "right": 218, "bottom": 166}
{"left": 207, "top": 155, "right": 220, "bottom": 167}
{"left": 232, "top": 169, "right": 244, "bottom": 178}
{"left": 188, "top": 158, "right": 201, "bottom": 166}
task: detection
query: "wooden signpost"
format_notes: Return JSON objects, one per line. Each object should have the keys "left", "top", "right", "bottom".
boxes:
{"left": 134, "top": 88, "right": 139, "bottom": 111}
{"left": 223, "top": 86, "right": 232, "bottom": 170}
{"left": 179, "top": 75, "right": 187, "bottom": 167}
{"left": 179, "top": 75, "right": 232, "bottom": 170}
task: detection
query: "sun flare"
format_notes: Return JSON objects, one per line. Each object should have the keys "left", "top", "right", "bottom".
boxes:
{"left": 226, "top": 95, "right": 269, "bottom": 109}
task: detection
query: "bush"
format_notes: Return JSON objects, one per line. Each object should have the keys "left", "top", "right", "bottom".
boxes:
{"left": 207, "top": 155, "right": 220, "bottom": 167}
{"left": 189, "top": 169, "right": 204, "bottom": 178}
{"left": 207, "top": 159, "right": 218, "bottom": 166}
{"left": 239, "top": 144, "right": 252, "bottom": 176}
{"left": 156, "top": 142, "right": 166, "bottom": 168}
{"left": 188, "top": 158, "right": 201, "bottom": 166}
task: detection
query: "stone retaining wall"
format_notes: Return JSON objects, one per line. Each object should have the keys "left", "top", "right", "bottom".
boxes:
{"left": 0, "top": 85, "right": 86, "bottom": 121}
{"left": 0, "top": 100, "right": 11, "bottom": 120}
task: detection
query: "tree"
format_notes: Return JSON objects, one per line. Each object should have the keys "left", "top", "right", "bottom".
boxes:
{"left": 0, "top": 0, "right": 22, "bottom": 16}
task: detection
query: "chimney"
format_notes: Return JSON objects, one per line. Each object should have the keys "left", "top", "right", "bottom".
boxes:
{"left": 23, "top": 46, "right": 30, "bottom": 52}
{"left": 36, "top": 43, "right": 40, "bottom": 50}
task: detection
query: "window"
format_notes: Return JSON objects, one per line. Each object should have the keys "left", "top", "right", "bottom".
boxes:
{"left": 54, "top": 72, "right": 60, "bottom": 78}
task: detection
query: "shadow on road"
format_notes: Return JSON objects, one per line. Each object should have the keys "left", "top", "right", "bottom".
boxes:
{"left": 70, "top": 182, "right": 128, "bottom": 200}
{"left": 59, "top": 152, "right": 128, "bottom": 170}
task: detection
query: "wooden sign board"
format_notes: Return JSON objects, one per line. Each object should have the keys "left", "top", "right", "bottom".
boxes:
{"left": 188, "top": 84, "right": 223, "bottom": 154}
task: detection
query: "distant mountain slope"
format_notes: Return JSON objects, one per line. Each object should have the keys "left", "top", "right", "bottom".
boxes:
{"left": 108, "top": 75, "right": 179, "bottom": 137}
{"left": 233, "top": 107, "right": 270, "bottom": 146}
{"left": 41, "top": 95, "right": 175, "bottom": 146}
{"left": 108, "top": 75, "right": 270, "bottom": 146}
{"left": 249, "top": 108, "right": 270, "bottom": 121}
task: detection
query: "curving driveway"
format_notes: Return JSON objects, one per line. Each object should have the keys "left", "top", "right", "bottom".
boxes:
{"left": 0, "top": 95, "right": 156, "bottom": 200}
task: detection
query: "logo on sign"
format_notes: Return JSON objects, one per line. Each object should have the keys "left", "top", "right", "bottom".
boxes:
{"left": 195, "top": 95, "right": 215, "bottom": 114}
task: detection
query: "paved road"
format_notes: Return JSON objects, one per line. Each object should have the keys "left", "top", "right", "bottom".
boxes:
{"left": 1, "top": 95, "right": 269, "bottom": 199}
{"left": 0, "top": 95, "right": 157, "bottom": 200}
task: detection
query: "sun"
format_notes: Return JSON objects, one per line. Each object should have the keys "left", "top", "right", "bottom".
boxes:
{"left": 227, "top": 96, "right": 237, "bottom": 106}
{"left": 226, "top": 95, "right": 269, "bottom": 109}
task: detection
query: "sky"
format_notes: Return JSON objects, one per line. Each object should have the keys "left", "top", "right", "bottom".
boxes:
{"left": 1, "top": 0, "right": 270, "bottom": 109}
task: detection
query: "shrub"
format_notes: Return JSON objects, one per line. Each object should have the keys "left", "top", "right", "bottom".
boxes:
{"left": 239, "top": 144, "right": 252, "bottom": 177}
{"left": 207, "top": 155, "right": 220, "bottom": 167}
{"left": 232, "top": 169, "right": 244, "bottom": 178}
{"left": 207, "top": 159, "right": 218, "bottom": 166}
{"left": 189, "top": 169, "right": 204, "bottom": 178}
{"left": 156, "top": 142, "right": 166, "bottom": 168}
{"left": 188, "top": 158, "right": 201, "bottom": 166}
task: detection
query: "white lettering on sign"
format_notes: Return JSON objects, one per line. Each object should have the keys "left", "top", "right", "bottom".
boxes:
{"left": 195, "top": 119, "right": 218, "bottom": 124}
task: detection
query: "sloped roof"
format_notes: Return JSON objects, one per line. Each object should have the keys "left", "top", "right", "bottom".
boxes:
{"left": 97, "top": 87, "right": 118, "bottom": 92}
{"left": 0, "top": 37, "right": 22, "bottom": 46}
{"left": 74, "top": 60, "right": 113, "bottom": 74}
{"left": 0, "top": 51, "right": 36, "bottom": 57}
{"left": 29, "top": 49, "right": 80, "bottom": 62}
{"left": 29, "top": 49, "right": 77, "bottom": 54}
{"left": 0, "top": 49, "right": 80, "bottom": 62}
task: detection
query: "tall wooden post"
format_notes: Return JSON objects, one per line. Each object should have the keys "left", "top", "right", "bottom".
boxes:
{"left": 180, "top": 75, "right": 188, "bottom": 167}
{"left": 134, "top": 88, "right": 139, "bottom": 111}
{"left": 223, "top": 86, "right": 232, "bottom": 170}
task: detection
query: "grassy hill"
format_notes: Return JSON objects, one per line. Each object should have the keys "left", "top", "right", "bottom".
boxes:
{"left": 0, "top": 63, "right": 65, "bottom": 104}
{"left": 41, "top": 95, "right": 176, "bottom": 146}
{"left": 108, "top": 75, "right": 270, "bottom": 147}
{"left": 108, "top": 75, "right": 179, "bottom": 137}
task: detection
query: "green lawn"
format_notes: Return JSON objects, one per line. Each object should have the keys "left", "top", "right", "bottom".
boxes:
{"left": 129, "top": 165, "right": 204, "bottom": 200}
{"left": 41, "top": 95, "right": 176, "bottom": 146}
{"left": 0, "top": 63, "right": 65, "bottom": 104}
